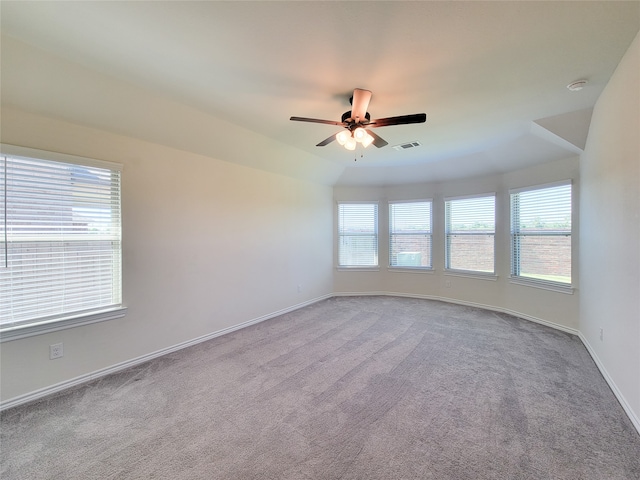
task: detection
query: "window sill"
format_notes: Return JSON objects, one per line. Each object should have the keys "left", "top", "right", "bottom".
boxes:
{"left": 444, "top": 270, "right": 498, "bottom": 281}
{"left": 336, "top": 266, "right": 380, "bottom": 272}
{"left": 388, "top": 267, "right": 434, "bottom": 274}
{"left": 0, "top": 307, "right": 128, "bottom": 342}
{"left": 509, "top": 277, "right": 574, "bottom": 294}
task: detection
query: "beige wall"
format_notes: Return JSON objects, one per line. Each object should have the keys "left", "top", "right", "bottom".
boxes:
{"left": 580, "top": 31, "right": 640, "bottom": 427}
{"left": 0, "top": 108, "right": 334, "bottom": 402}
{"left": 334, "top": 156, "right": 580, "bottom": 332}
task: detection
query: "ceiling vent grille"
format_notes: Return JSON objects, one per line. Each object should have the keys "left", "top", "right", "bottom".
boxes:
{"left": 392, "top": 141, "right": 421, "bottom": 151}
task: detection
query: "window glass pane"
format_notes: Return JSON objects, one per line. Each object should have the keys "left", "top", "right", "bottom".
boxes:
{"left": 447, "top": 197, "right": 496, "bottom": 232}
{"left": 447, "top": 234, "right": 495, "bottom": 272}
{"left": 516, "top": 236, "right": 571, "bottom": 284}
{"left": 1, "top": 153, "right": 122, "bottom": 328}
{"left": 389, "top": 201, "right": 432, "bottom": 268}
{"left": 516, "top": 185, "right": 571, "bottom": 234}
{"left": 511, "top": 183, "right": 571, "bottom": 285}
{"left": 338, "top": 203, "right": 378, "bottom": 267}
{"left": 445, "top": 195, "right": 495, "bottom": 273}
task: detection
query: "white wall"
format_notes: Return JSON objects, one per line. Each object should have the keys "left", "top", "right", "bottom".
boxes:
{"left": 579, "top": 32, "right": 640, "bottom": 427}
{"left": 0, "top": 108, "right": 334, "bottom": 402}
{"left": 334, "top": 156, "right": 580, "bottom": 332}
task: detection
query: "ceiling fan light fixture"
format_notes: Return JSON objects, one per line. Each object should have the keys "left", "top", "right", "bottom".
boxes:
{"left": 361, "top": 132, "right": 374, "bottom": 148}
{"left": 344, "top": 137, "right": 357, "bottom": 150}
{"left": 336, "top": 130, "right": 350, "bottom": 145}
{"left": 353, "top": 127, "right": 368, "bottom": 143}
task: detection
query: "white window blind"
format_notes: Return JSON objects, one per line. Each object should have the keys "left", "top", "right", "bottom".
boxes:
{"left": 1, "top": 149, "right": 122, "bottom": 330}
{"left": 338, "top": 203, "right": 378, "bottom": 267}
{"left": 389, "top": 201, "right": 432, "bottom": 268}
{"left": 510, "top": 182, "right": 571, "bottom": 286}
{"left": 445, "top": 195, "right": 495, "bottom": 273}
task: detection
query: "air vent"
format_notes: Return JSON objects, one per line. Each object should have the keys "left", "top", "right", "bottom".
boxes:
{"left": 392, "top": 141, "right": 421, "bottom": 151}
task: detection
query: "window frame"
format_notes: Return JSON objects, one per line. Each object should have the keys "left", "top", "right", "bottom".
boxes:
{"left": 388, "top": 199, "right": 433, "bottom": 271}
{"left": 444, "top": 193, "right": 496, "bottom": 276}
{"left": 337, "top": 201, "right": 379, "bottom": 270}
{"left": 0, "top": 144, "right": 126, "bottom": 342}
{"left": 509, "top": 180, "right": 573, "bottom": 293}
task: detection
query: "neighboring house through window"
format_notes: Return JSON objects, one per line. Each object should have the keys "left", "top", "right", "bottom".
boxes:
{"left": 510, "top": 182, "right": 572, "bottom": 287}
{"left": 445, "top": 194, "right": 496, "bottom": 274}
{"left": 1, "top": 145, "right": 124, "bottom": 340}
{"left": 389, "top": 200, "right": 432, "bottom": 269}
{"left": 338, "top": 202, "right": 378, "bottom": 267}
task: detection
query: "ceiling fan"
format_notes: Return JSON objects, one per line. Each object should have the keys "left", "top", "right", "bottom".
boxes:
{"left": 290, "top": 88, "right": 426, "bottom": 150}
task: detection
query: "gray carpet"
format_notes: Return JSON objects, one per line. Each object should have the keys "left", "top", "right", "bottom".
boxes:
{"left": 1, "top": 296, "right": 639, "bottom": 479}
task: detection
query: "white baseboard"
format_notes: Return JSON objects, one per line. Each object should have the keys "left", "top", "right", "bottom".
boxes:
{"left": 0, "top": 294, "right": 332, "bottom": 411}
{"left": 578, "top": 332, "right": 640, "bottom": 434}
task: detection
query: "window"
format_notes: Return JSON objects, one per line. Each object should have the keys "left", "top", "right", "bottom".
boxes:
{"left": 445, "top": 194, "right": 495, "bottom": 274}
{"left": 338, "top": 203, "right": 378, "bottom": 267}
{"left": 510, "top": 182, "right": 572, "bottom": 287}
{"left": 389, "top": 201, "right": 432, "bottom": 268}
{"left": 1, "top": 146, "right": 123, "bottom": 339}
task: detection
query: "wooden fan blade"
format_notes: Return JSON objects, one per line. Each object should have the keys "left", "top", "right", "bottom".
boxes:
{"left": 350, "top": 89, "right": 372, "bottom": 123}
{"left": 367, "top": 113, "right": 426, "bottom": 128}
{"left": 290, "top": 116, "right": 343, "bottom": 126}
{"left": 367, "top": 130, "right": 388, "bottom": 148}
{"left": 316, "top": 133, "right": 339, "bottom": 147}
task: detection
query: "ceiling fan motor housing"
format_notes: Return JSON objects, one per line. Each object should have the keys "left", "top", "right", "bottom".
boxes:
{"left": 341, "top": 111, "right": 371, "bottom": 127}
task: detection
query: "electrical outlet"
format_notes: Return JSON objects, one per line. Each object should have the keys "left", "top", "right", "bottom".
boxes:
{"left": 599, "top": 328, "right": 604, "bottom": 341}
{"left": 50, "top": 343, "right": 64, "bottom": 360}
{"left": 445, "top": 280, "right": 452, "bottom": 288}
{"left": 297, "top": 284, "right": 302, "bottom": 293}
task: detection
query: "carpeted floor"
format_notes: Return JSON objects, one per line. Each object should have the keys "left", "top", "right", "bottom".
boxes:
{"left": 1, "top": 296, "right": 639, "bottom": 479}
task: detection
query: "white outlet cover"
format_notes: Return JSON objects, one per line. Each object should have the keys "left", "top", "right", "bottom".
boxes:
{"left": 50, "top": 343, "right": 64, "bottom": 359}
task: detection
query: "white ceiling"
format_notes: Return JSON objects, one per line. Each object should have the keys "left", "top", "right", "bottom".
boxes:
{"left": 1, "top": 1, "right": 639, "bottom": 186}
